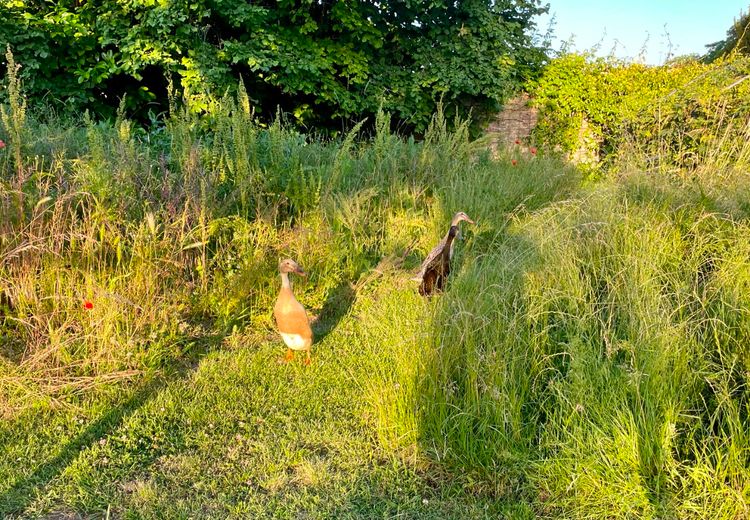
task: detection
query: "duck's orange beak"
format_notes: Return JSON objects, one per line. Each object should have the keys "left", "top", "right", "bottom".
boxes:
{"left": 295, "top": 267, "right": 307, "bottom": 277}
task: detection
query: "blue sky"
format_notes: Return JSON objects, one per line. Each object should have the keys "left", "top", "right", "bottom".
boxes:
{"left": 537, "top": 1, "right": 749, "bottom": 64}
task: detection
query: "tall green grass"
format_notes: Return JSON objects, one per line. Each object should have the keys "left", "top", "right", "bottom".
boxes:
{"left": 2, "top": 63, "right": 749, "bottom": 518}
{"left": 0, "top": 80, "right": 516, "bottom": 414}
{"left": 360, "top": 171, "right": 750, "bottom": 518}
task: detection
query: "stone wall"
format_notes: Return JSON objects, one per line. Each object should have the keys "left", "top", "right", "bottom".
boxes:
{"left": 486, "top": 93, "right": 538, "bottom": 148}
{"left": 486, "top": 95, "right": 599, "bottom": 167}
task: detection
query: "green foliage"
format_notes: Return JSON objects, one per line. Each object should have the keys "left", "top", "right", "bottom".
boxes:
{"left": 0, "top": 0, "right": 548, "bottom": 132}
{"left": 705, "top": 7, "right": 750, "bottom": 62}
{"left": 0, "top": 45, "right": 26, "bottom": 176}
{"left": 530, "top": 53, "right": 750, "bottom": 174}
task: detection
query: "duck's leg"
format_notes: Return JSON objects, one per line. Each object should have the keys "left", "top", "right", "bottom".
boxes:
{"left": 282, "top": 348, "right": 294, "bottom": 363}
{"left": 304, "top": 350, "right": 311, "bottom": 366}
{"left": 435, "top": 273, "right": 444, "bottom": 292}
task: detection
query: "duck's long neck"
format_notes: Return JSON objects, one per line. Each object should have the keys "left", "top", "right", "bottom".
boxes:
{"left": 444, "top": 226, "right": 459, "bottom": 257}
{"left": 445, "top": 227, "right": 458, "bottom": 246}
{"left": 280, "top": 272, "right": 292, "bottom": 291}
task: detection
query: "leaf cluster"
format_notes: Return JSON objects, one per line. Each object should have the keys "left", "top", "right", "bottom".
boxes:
{"left": 0, "top": 0, "right": 549, "bottom": 133}
{"left": 704, "top": 7, "right": 750, "bottom": 62}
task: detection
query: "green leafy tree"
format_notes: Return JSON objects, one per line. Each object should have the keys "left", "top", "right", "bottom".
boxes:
{"left": 0, "top": 0, "right": 548, "bottom": 132}
{"left": 705, "top": 7, "right": 750, "bottom": 62}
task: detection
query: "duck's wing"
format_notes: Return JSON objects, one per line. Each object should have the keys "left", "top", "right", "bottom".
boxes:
{"left": 274, "top": 290, "right": 313, "bottom": 339}
{"left": 412, "top": 236, "right": 448, "bottom": 280}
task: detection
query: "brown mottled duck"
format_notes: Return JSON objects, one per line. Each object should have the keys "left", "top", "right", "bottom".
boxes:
{"left": 274, "top": 259, "right": 313, "bottom": 365}
{"left": 413, "top": 211, "right": 475, "bottom": 295}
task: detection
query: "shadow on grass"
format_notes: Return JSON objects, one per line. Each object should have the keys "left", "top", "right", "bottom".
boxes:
{"left": 0, "top": 335, "right": 223, "bottom": 515}
{"left": 0, "top": 377, "right": 164, "bottom": 514}
{"left": 314, "top": 280, "right": 357, "bottom": 345}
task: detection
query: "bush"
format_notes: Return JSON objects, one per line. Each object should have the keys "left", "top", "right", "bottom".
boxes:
{"left": 530, "top": 53, "right": 750, "bottom": 174}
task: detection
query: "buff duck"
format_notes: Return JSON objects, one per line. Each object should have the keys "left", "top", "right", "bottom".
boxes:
{"left": 274, "top": 259, "right": 313, "bottom": 365}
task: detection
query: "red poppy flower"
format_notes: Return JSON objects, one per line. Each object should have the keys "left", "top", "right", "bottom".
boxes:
{"left": 530, "top": 147, "right": 537, "bottom": 155}
{"left": 511, "top": 159, "right": 518, "bottom": 166}
{"left": 0, "top": 140, "right": 5, "bottom": 149}
{"left": 83, "top": 300, "right": 94, "bottom": 310}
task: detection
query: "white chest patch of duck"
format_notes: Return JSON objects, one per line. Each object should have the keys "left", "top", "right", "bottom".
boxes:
{"left": 280, "top": 333, "right": 309, "bottom": 350}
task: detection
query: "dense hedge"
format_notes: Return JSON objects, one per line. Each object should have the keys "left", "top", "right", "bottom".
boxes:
{"left": 530, "top": 53, "right": 750, "bottom": 172}
{"left": 0, "top": 0, "right": 548, "bottom": 133}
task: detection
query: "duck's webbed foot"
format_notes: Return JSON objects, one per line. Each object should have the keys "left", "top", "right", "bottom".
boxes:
{"left": 278, "top": 348, "right": 294, "bottom": 364}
